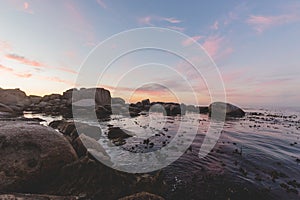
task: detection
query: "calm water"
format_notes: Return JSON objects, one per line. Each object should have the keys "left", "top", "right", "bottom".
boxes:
{"left": 24, "top": 107, "right": 300, "bottom": 199}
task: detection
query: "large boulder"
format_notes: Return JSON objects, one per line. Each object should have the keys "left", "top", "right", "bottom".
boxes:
{"left": 0, "top": 88, "right": 30, "bottom": 112}
{"left": 64, "top": 88, "right": 111, "bottom": 106}
{"left": 112, "top": 97, "right": 126, "bottom": 105}
{"left": 0, "top": 121, "right": 78, "bottom": 192}
{"left": 208, "top": 102, "right": 245, "bottom": 118}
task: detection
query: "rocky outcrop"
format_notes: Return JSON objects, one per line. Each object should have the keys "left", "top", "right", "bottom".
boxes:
{"left": 0, "top": 121, "right": 78, "bottom": 192}
{"left": 119, "top": 192, "right": 165, "bottom": 200}
{"left": 25, "top": 88, "right": 112, "bottom": 119}
{"left": 209, "top": 102, "right": 245, "bottom": 118}
{"left": 0, "top": 88, "right": 30, "bottom": 113}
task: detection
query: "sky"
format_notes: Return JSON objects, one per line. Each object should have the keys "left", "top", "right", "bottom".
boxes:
{"left": 0, "top": 0, "right": 300, "bottom": 107}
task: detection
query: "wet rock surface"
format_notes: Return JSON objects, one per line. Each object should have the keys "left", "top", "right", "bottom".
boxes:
{"left": 209, "top": 102, "right": 245, "bottom": 118}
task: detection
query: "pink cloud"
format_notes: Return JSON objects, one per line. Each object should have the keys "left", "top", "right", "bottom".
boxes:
{"left": 211, "top": 21, "right": 219, "bottom": 30}
{"left": 166, "top": 26, "right": 185, "bottom": 32}
{"left": 23, "top": 2, "right": 29, "bottom": 9}
{"left": 0, "top": 64, "right": 13, "bottom": 72}
{"left": 56, "top": 66, "right": 78, "bottom": 74}
{"left": 162, "top": 17, "right": 182, "bottom": 24}
{"left": 14, "top": 72, "right": 32, "bottom": 78}
{"left": 246, "top": 14, "right": 300, "bottom": 33}
{"left": 0, "top": 40, "right": 12, "bottom": 52}
{"left": 182, "top": 35, "right": 203, "bottom": 47}
{"left": 6, "top": 53, "right": 77, "bottom": 74}
{"left": 96, "top": 0, "right": 107, "bottom": 9}
{"left": 6, "top": 54, "right": 44, "bottom": 67}
{"left": 138, "top": 16, "right": 153, "bottom": 26}
{"left": 138, "top": 16, "right": 182, "bottom": 26}
{"left": 202, "top": 36, "right": 224, "bottom": 58}
{"left": 0, "top": 63, "right": 33, "bottom": 78}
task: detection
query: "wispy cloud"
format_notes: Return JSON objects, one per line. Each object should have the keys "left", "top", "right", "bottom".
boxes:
{"left": 138, "top": 16, "right": 182, "bottom": 26}
{"left": 162, "top": 17, "right": 182, "bottom": 24}
{"left": 138, "top": 16, "right": 153, "bottom": 26}
{"left": 211, "top": 21, "right": 219, "bottom": 30}
{"left": 14, "top": 72, "right": 32, "bottom": 78}
{"left": 0, "top": 40, "right": 12, "bottom": 52}
{"left": 182, "top": 35, "right": 203, "bottom": 47}
{"left": 0, "top": 63, "right": 32, "bottom": 78}
{"left": 166, "top": 26, "right": 185, "bottom": 32}
{"left": 202, "top": 36, "right": 224, "bottom": 58}
{"left": 6, "top": 53, "right": 77, "bottom": 74}
{"left": 23, "top": 1, "right": 33, "bottom": 14}
{"left": 56, "top": 66, "right": 78, "bottom": 74}
{"left": 0, "top": 64, "right": 13, "bottom": 72}
{"left": 6, "top": 54, "right": 44, "bottom": 67}
{"left": 246, "top": 14, "right": 300, "bottom": 33}
{"left": 96, "top": 0, "right": 107, "bottom": 9}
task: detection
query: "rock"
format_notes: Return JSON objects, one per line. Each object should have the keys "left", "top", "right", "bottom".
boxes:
{"left": 77, "top": 134, "right": 111, "bottom": 163}
{"left": 163, "top": 103, "right": 184, "bottom": 116}
{"left": 29, "top": 95, "right": 42, "bottom": 104}
{"left": 42, "top": 94, "right": 61, "bottom": 102}
{"left": 141, "top": 99, "right": 150, "bottom": 107}
{"left": 186, "top": 105, "right": 199, "bottom": 112}
{"left": 119, "top": 192, "right": 165, "bottom": 200}
{"left": 208, "top": 102, "right": 245, "bottom": 118}
{"left": 44, "top": 156, "right": 166, "bottom": 199}
{"left": 68, "top": 88, "right": 111, "bottom": 106}
{"left": 0, "top": 193, "right": 79, "bottom": 200}
{"left": 0, "top": 103, "right": 16, "bottom": 117}
{"left": 112, "top": 97, "right": 126, "bottom": 105}
{"left": 0, "top": 88, "right": 30, "bottom": 111}
{"left": 108, "top": 127, "right": 132, "bottom": 146}
{"left": 0, "top": 121, "right": 78, "bottom": 192}
{"left": 199, "top": 106, "right": 209, "bottom": 114}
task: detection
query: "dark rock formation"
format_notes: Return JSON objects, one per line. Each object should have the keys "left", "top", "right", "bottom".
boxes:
{"left": 0, "top": 121, "right": 78, "bottom": 192}
{"left": 208, "top": 102, "right": 245, "bottom": 118}
{"left": 108, "top": 127, "right": 133, "bottom": 146}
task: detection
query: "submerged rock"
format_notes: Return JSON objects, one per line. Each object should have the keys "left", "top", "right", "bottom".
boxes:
{"left": 0, "top": 121, "right": 78, "bottom": 192}
{"left": 108, "top": 127, "right": 132, "bottom": 146}
{"left": 209, "top": 102, "right": 245, "bottom": 118}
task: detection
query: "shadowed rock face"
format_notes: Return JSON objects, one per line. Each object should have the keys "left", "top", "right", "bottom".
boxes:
{"left": 0, "top": 88, "right": 30, "bottom": 112}
{"left": 208, "top": 102, "right": 245, "bottom": 118}
{"left": 0, "top": 121, "right": 78, "bottom": 192}
{"left": 63, "top": 88, "right": 111, "bottom": 106}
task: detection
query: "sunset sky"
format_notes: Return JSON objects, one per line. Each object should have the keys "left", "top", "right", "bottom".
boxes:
{"left": 0, "top": 0, "right": 299, "bottom": 107}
